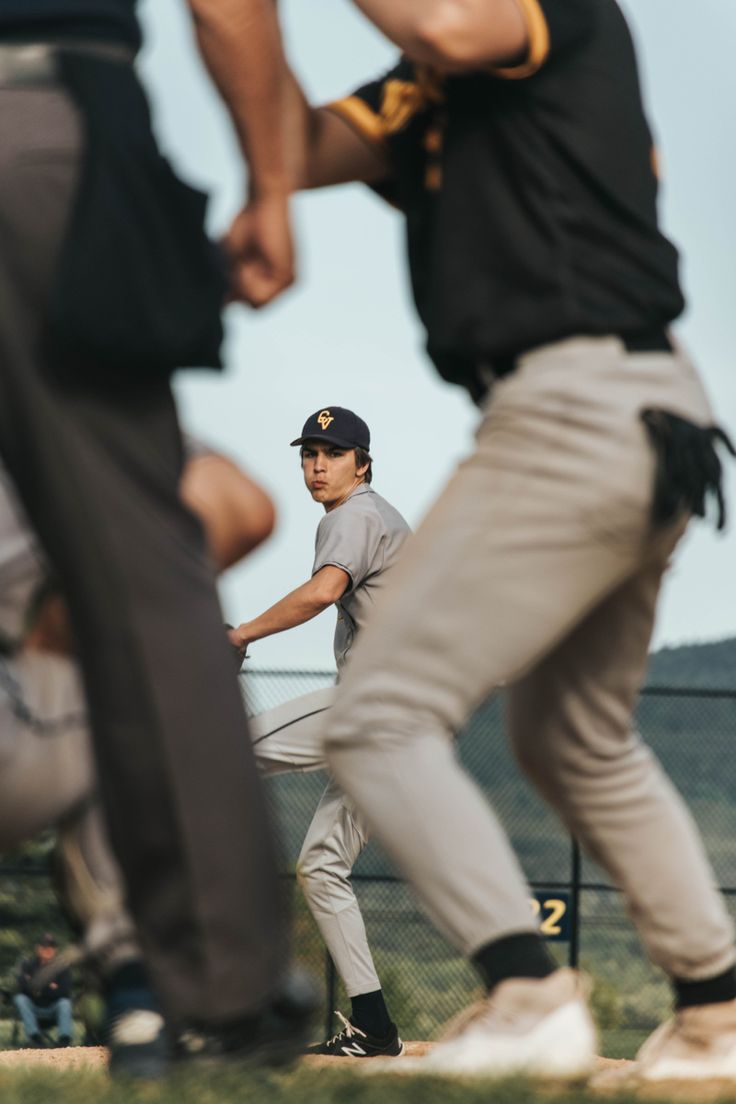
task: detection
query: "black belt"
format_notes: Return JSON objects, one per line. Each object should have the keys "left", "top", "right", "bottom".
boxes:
{"left": 620, "top": 329, "right": 673, "bottom": 354}
{"left": 0, "top": 40, "right": 133, "bottom": 86}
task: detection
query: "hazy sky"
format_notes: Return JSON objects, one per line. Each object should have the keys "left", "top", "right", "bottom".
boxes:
{"left": 137, "top": 0, "right": 736, "bottom": 670}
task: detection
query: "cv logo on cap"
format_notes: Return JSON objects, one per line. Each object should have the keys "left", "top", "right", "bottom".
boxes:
{"left": 317, "top": 410, "right": 335, "bottom": 430}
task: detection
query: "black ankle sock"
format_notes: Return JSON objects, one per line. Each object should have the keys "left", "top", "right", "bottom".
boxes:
{"left": 104, "top": 959, "right": 159, "bottom": 1016}
{"left": 104, "top": 960, "right": 150, "bottom": 994}
{"left": 472, "top": 932, "right": 557, "bottom": 992}
{"left": 350, "top": 990, "right": 392, "bottom": 1038}
{"left": 674, "top": 967, "right": 736, "bottom": 1009}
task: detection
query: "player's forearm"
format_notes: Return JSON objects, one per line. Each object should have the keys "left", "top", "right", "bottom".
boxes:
{"left": 351, "top": 0, "right": 528, "bottom": 71}
{"left": 282, "top": 67, "right": 390, "bottom": 190}
{"left": 187, "top": 0, "right": 291, "bottom": 197}
{"left": 236, "top": 580, "right": 334, "bottom": 644}
{"left": 282, "top": 67, "right": 315, "bottom": 191}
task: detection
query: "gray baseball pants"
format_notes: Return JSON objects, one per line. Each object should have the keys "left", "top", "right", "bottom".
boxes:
{"left": 324, "top": 336, "right": 736, "bottom": 983}
{"left": 0, "top": 82, "right": 284, "bottom": 1022}
{"left": 251, "top": 688, "right": 380, "bottom": 997}
{"left": 0, "top": 650, "right": 141, "bottom": 973}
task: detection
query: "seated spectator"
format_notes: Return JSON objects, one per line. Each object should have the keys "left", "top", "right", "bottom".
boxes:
{"left": 13, "top": 933, "right": 73, "bottom": 1047}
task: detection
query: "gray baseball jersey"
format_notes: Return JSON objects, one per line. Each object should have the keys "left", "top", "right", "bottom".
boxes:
{"left": 312, "top": 484, "right": 410, "bottom": 670}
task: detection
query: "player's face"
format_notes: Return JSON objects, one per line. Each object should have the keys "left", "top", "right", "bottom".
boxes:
{"left": 301, "top": 443, "right": 366, "bottom": 509}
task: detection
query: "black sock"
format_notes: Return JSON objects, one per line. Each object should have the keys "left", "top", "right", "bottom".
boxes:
{"left": 674, "top": 966, "right": 736, "bottom": 1009}
{"left": 350, "top": 990, "right": 392, "bottom": 1038}
{"left": 103, "top": 959, "right": 159, "bottom": 1017}
{"left": 472, "top": 932, "right": 557, "bottom": 992}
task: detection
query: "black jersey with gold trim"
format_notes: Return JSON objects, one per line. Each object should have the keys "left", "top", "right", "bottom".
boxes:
{"left": 327, "top": 0, "right": 684, "bottom": 392}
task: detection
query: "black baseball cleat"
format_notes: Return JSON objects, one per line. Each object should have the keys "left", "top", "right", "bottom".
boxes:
{"left": 306, "top": 1011, "right": 404, "bottom": 1058}
{"left": 106, "top": 1008, "right": 170, "bottom": 1080}
{"left": 176, "top": 968, "right": 318, "bottom": 1068}
{"left": 104, "top": 962, "right": 170, "bottom": 1081}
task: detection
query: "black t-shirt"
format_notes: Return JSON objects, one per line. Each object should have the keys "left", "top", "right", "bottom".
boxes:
{"left": 328, "top": 0, "right": 684, "bottom": 389}
{"left": 17, "top": 956, "right": 72, "bottom": 1007}
{"left": 0, "top": 1, "right": 140, "bottom": 50}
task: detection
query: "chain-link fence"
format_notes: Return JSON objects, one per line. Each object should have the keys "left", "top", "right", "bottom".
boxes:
{"left": 1, "top": 672, "right": 734, "bottom": 1057}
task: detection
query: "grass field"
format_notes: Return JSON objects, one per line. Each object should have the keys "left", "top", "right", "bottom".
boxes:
{"left": 0, "top": 1067, "right": 718, "bottom": 1104}
{"left": 4, "top": 1062, "right": 736, "bottom": 1104}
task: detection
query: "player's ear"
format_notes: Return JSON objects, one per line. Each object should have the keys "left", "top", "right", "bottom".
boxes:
{"left": 354, "top": 447, "right": 371, "bottom": 481}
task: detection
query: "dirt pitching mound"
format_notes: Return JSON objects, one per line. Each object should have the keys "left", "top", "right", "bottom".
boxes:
{"left": 0, "top": 1045, "right": 106, "bottom": 1071}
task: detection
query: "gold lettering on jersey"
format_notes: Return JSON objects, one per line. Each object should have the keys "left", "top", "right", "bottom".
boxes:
{"left": 379, "top": 66, "right": 445, "bottom": 135}
{"left": 380, "top": 80, "right": 426, "bottom": 133}
{"left": 317, "top": 411, "right": 334, "bottom": 430}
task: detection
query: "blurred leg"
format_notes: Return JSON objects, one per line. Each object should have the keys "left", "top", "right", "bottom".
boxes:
{"left": 509, "top": 546, "right": 735, "bottom": 981}
{"left": 13, "top": 995, "right": 40, "bottom": 1042}
{"left": 54, "top": 998, "right": 74, "bottom": 1041}
{"left": 250, "top": 687, "right": 336, "bottom": 774}
{"left": 325, "top": 337, "right": 712, "bottom": 959}
{"left": 0, "top": 86, "right": 284, "bottom": 1025}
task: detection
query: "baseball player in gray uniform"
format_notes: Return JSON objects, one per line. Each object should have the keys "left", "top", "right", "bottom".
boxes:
{"left": 229, "top": 406, "right": 410, "bottom": 1058}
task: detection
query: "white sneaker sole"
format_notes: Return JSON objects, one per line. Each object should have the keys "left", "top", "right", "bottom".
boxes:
{"left": 640, "top": 1054, "right": 736, "bottom": 1082}
{"left": 370, "top": 1000, "right": 596, "bottom": 1079}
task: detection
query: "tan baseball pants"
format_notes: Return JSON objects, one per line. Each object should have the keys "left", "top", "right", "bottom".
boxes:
{"left": 324, "top": 336, "right": 736, "bottom": 983}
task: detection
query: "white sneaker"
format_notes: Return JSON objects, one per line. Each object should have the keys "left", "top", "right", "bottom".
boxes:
{"left": 372, "top": 968, "right": 596, "bottom": 1079}
{"left": 622, "top": 1000, "right": 736, "bottom": 1082}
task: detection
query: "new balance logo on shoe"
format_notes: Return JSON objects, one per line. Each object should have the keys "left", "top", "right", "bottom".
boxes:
{"left": 341, "top": 1041, "right": 367, "bottom": 1056}
{"left": 306, "top": 1010, "right": 404, "bottom": 1059}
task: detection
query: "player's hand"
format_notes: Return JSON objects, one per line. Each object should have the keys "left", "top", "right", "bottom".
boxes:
{"left": 227, "top": 624, "right": 252, "bottom": 660}
{"left": 223, "top": 194, "right": 295, "bottom": 309}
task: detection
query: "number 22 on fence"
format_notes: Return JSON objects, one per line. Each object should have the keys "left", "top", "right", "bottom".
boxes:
{"left": 529, "top": 891, "right": 571, "bottom": 942}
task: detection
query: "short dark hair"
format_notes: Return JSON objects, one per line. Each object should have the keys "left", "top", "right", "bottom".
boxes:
{"left": 355, "top": 447, "right": 373, "bottom": 484}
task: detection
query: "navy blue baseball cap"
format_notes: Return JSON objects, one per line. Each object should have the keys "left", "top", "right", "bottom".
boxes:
{"left": 290, "top": 407, "right": 371, "bottom": 451}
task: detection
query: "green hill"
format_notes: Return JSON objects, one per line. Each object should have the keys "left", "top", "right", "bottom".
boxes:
{"left": 646, "top": 636, "right": 736, "bottom": 688}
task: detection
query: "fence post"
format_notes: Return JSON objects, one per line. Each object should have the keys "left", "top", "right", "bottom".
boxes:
{"left": 324, "top": 951, "right": 337, "bottom": 1040}
{"left": 569, "top": 835, "right": 581, "bottom": 969}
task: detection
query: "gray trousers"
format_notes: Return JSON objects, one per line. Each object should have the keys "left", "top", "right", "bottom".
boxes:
{"left": 0, "top": 83, "right": 284, "bottom": 1022}
{"left": 324, "top": 337, "right": 736, "bottom": 983}
{"left": 251, "top": 689, "right": 380, "bottom": 997}
{"left": 0, "top": 649, "right": 147, "bottom": 976}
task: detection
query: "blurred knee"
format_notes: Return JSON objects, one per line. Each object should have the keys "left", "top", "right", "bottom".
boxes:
{"left": 180, "top": 452, "right": 276, "bottom": 571}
